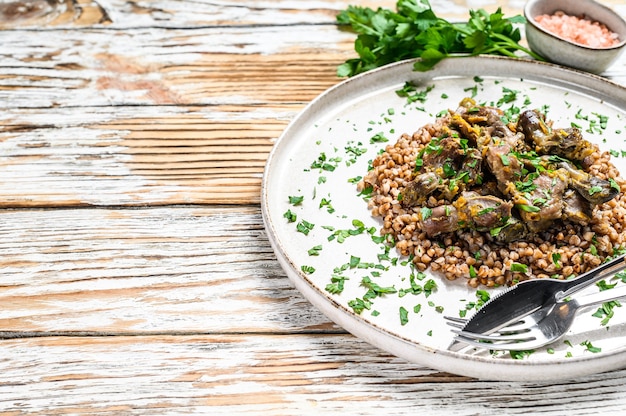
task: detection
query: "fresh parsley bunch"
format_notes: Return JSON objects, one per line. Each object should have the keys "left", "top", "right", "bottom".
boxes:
{"left": 337, "top": 0, "right": 543, "bottom": 77}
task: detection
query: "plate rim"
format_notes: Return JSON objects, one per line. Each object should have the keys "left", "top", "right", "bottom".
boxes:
{"left": 261, "top": 55, "right": 626, "bottom": 381}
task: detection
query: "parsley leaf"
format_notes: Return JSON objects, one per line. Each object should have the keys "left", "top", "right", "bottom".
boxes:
{"left": 337, "top": 0, "right": 543, "bottom": 77}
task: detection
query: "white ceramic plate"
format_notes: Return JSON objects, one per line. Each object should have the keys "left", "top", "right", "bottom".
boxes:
{"left": 261, "top": 56, "right": 626, "bottom": 381}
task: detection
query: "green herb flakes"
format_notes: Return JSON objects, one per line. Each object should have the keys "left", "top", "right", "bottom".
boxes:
{"left": 399, "top": 306, "right": 409, "bottom": 325}
{"left": 581, "top": 340, "right": 601, "bottom": 353}
{"left": 370, "top": 133, "right": 389, "bottom": 144}
{"left": 510, "top": 263, "right": 529, "bottom": 273}
{"left": 296, "top": 220, "right": 315, "bottom": 235}
{"left": 348, "top": 298, "right": 372, "bottom": 314}
{"left": 326, "top": 275, "right": 349, "bottom": 295}
{"left": 308, "top": 245, "right": 323, "bottom": 256}
{"left": 283, "top": 209, "right": 297, "bottom": 223}
{"left": 510, "top": 349, "right": 534, "bottom": 360}
{"left": 301, "top": 265, "right": 316, "bottom": 274}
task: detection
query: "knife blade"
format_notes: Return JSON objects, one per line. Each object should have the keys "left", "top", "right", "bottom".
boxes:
{"left": 457, "top": 253, "right": 626, "bottom": 335}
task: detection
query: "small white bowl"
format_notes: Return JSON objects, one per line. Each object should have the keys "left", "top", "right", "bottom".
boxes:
{"left": 524, "top": 0, "right": 626, "bottom": 74}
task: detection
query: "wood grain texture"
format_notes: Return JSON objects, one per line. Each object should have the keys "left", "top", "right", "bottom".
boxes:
{"left": 2, "top": 0, "right": 626, "bottom": 413}
{"left": 0, "top": 27, "right": 624, "bottom": 207}
{"left": 0, "top": 205, "right": 337, "bottom": 334}
{"left": 0, "top": 27, "right": 346, "bottom": 108}
{"left": 0, "top": 0, "right": 508, "bottom": 29}
{"left": 0, "top": 22, "right": 353, "bottom": 206}
{"left": 2, "top": 334, "right": 626, "bottom": 415}
{"left": 0, "top": 104, "right": 294, "bottom": 206}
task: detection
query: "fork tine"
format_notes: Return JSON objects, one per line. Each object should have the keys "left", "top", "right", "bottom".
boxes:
{"left": 496, "top": 318, "right": 538, "bottom": 333}
{"left": 454, "top": 335, "right": 544, "bottom": 351}
{"left": 443, "top": 316, "right": 467, "bottom": 324}
{"left": 443, "top": 315, "right": 467, "bottom": 329}
{"left": 452, "top": 329, "right": 535, "bottom": 343}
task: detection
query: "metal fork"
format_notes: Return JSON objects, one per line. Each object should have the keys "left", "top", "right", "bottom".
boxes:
{"left": 444, "top": 254, "right": 626, "bottom": 336}
{"left": 450, "top": 284, "right": 626, "bottom": 351}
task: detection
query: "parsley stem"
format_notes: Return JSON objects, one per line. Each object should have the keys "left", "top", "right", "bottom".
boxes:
{"left": 490, "top": 33, "right": 545, "bottom": 61}
{"left": 337, "top": 1, "right": 546, "bottom": 76}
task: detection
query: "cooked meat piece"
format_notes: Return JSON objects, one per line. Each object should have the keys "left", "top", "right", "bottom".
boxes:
{"left": 562, "top": 188, "right": 593, "bottom": 226}
{"left": 399, "top": 99, "right": 622, "bottom": 246}
{"left": 419, "top": 191, "right": 517, "bottom": 239}
{"left": 492, "top": 217, "right": 528, "bottom": 243}
{"left": 453, "top": 98, "right": 526, "bottom": 150}
{"left": 512, "top": 169, "right": 569, "bottom": 232}
{"left": 461, "top": 148, "right": 483, "bottom": 186}
{"left": 419, "top": 205, "right": 459, "bottom": 237}
{"left": 402, "top": 136, "right": 485, "bottom": 207}
{"left": 455, "top": 191, "right": 514, "bottom": 231}
{"left": 518, "top": 109, "right": 595, "bottom": 166}
{"left": 449, "top": 114, "right": 481, "bottom": 146}
{"left": 517, "top": 109, "right": 549, "bottom": 139}
{"left": 420, "top": 136, "right": 465, "bottom": 171}
{"left": 483, "top": 141, "right": 523, "bottom": 196}
{"left": 558, "top": 161, "right": 619, "bottom": 205}
{"left": 401, "top": 172, "right": 441, "bottom": 207}
{"left": 474, "top": 179, "right": 505, "bottom": 198}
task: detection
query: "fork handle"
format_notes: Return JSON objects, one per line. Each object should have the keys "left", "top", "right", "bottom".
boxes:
{"left": 558, "top": 254, "right": 626, "bottom": 300}
{"left": 573, "top": 282, "right": 626, "bottom": 309}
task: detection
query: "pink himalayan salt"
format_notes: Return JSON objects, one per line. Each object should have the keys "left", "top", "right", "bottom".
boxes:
{"left": 535, "top": 11, "right": 621, "bottom": 48}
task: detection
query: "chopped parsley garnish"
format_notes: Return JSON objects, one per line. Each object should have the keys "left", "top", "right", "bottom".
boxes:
{"left": 296, "top": 220, "right": 315, "bottom": 235}
{"left": 310, "top": 152, "right": 340, "bottom": 172}
{"left": 395, "top": 83, "right": 435, "bottom": 104}
{"left": 580, "top": 340, "right": 601, "bottom": 353}
{"left": 326, "top": 275, "right": 349, "bottom": 294}
{"left": 319, "top": 198, "right": 335, "bottom": 213}
{"left": 301, "top": 265, "right": 316, "bottom": 274}
{"left": 326, "top": 219, "right": 376, "bottom": 243}
{"left": 348, "top": 297, "right": 372, "bottom": 314}
{"left": 460, "top": 289, "right": 490, "bottom": 317}
{"left": 420, "top": 207, "right": 433, "bottom": 221}
{"left": 345, "top": 144, "right": 368, "bottom": 166}
{"left": 592, "top": 299, "right": 621, "bottom": 326}
{"left": 361, "top": 276, "right": 397, "bottom": 296}
{"left": 515, "top": 203, "right": 541, "bottom": 213}
{"left": 399, "top": 306, "right": 409, "bottom": 325}
{"left": 358, "top": 184, "right": 374, "bottom": 198}
{"left": 477, "top": 207, "right": 495, "bottom": 216}
{"left": 283, "top": 209, "right": 297, "bottom": 223}
{"left": 509, "top": 349, "right": 534, "bottom": 359}
{"left": 497, "top": 87, "right": 519, "bottom": 106}
{"left": 308, "top": 245, "right": 323, "bottom": 256}
{"left": 370, "top": 132, "right": 389, "bottom": 144}
{"left": 423, "top": 279, "right": 437, "bottom": 297}
{"left": 588, "top": 185, "right": 604, "bottom": 195}
{"left": 510, "top": 263, "right": 529, "bottom": 273}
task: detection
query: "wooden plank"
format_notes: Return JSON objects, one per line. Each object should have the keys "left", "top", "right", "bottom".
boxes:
{"left": 2, "top": 15, "right": 623, "bottom": 110}
{"left": 2, "top": 333, "right": 626, "bottom": 414}
{"left": 0, "top": 9, "right": 624, "bottom": 208}
{"left": 8, "top": 0, "right": 624, "bottom": 30}
{"left": 0, "top": 32, "right": 624, "bottom": 208}
{"left": 0, "top": 105, "right": 294, "bottom": 206}
{"left": 0, "top": 206, "right": 338, "bottom": 334}
{"left": 0, "top": 25, "right": 353, "bottom": 108}
{"left": 1, "top": 0, "right": 498, "bottom": 29}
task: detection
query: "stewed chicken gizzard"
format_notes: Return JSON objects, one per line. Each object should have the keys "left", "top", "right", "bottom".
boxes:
{"left": 400, "top": 98, "right": 619, "bottom": 242}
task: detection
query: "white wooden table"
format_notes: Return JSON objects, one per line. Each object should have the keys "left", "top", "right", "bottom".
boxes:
{"left": 1, "top": 0, "right": 626, "bottom": 414}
